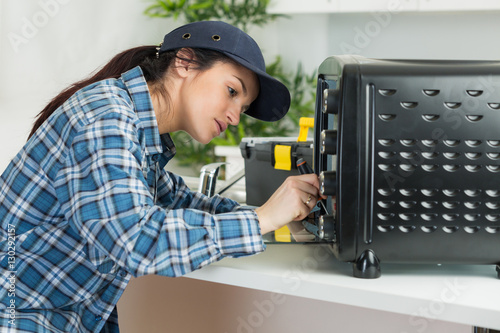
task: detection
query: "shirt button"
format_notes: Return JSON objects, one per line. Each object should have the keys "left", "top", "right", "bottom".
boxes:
{"left": 152, "top": 154, "right": 160, "bottom": 162}
{"left": 95, "top": 316, "right": 102, "bottom": 321}
{"left": 119, "top": 270, "right": 127, "bottom": 277}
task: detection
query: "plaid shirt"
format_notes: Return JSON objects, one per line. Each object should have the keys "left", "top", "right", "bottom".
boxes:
{"left": 0, "top": 66, "right": 265, "bottom": 332}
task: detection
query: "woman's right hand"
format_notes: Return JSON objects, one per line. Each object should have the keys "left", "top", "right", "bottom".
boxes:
{"left": 255, "top": 174, "right": 322, "bottom": 235}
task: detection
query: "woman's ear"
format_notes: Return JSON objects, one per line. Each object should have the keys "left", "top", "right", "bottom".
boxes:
{"left": 173, "top": 48, "right": 196, "bottom": 78}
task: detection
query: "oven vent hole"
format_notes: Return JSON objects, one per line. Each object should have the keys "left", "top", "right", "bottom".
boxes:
{"left": 443, "top": 214, "right": 459, "bottom": 221}
{"left": 443, "top": 189, "right": 460, "bottom": 197}
{"left": 421, "top": 189, "right": 439, "bottom": 197}
{"left": 421, "top": 226, "right": 437, "bottom": 233}
{"left": 464, "top": 226, "right": 480, "bottom": 233}
{"left": 401, "top": 101, "right": 418, "bottom": 109}
{"left": 377, "top": 213, "right": 395, "bottom": 221}
{"left": 443, "top": 164, "right": 460, "bottom": 172}
{"left": 422, "top": 164, "right": 439, "bottom": 172}
{"left": 421, "top": 201, "right": 438, "bottom": 209}
{"left": 466, "top": 90, "right": 483, "bottom": 97}
{"left": 401, "top": 139, "right": 417, "bottom": 146}
{"left": 422, "top": 114, "right": 440, "bottom": 122}
{"left": 464, "top": 201, "right": 481, "bottom": 209}
{"left": 444, "top": 139, "right": 460, "bottom": 147}
{"left": 487, "top": 140, "right": 500, "bottom": 147}
{"left": 443, "top": 201, "right": 460, "bottom": 209}
{"left": 465, "top": 152, "right": 481, "bottom": 160}
{"left": 378, "top": 151, "right": 396, "bottom": 159}
{"left": 377, "top": 200, "right": 395, "bottom": 208}
{"left": 379, "top": 114, "right": 397, "bottom": 121}
{"left": 465, "top": 140, "right": 482, "bottom": 147}
{"left": 486, "top": 190, "right": 500, "bottom": 197}
{"left": 422, "top": 152, "right": 438, "bottom": 159}
{"left": 400, "top": 151, "right": 417, "bottom": 159}
{"left": 378, "top": 164, "right": 396, "bottom": 171}
{"left": 486, "top": 214, "right": 500, "bottom": 221}
{"left": 443, "top": 152, "right": 460, "bottom": 159}
{"left": 422, "top": 140, "right": 438, "bottom": 147}
{"left": 378, "top": 188, "right": 395, "bottom": 196}
{"left": 464, "top": 214, "right": 480, "bottom": 222}
{"left": 379, "top": 89, "right": 397, "bottom": 96}
{"left": 465, "top": 165, "right": 481, "bottom": 172}
{"left": 378, "top": 139, "right": 395, "bottom": 146}
{"left": 444, "top": 102, "right": 461, "bottom": 109}
{"left": 488, "top": 103, "right": 500, "bottom": 110}
{"left": 486, "top": 202, "right": 500, "bottom": 209}
{"left": 399, "top": 226, "right": 416, "bottom": 233}
{"left": 423, "top": 89, "right": 440, "bottom": 96}
{"left": 377, "top": 225, "right": 394, "bottom": 232}
{"left": 399, "top": 188, "right": 417, "bottom": 196}
{"left": 421, "top": 213, "right": 438, "bottom": 221}
{"left": 487, "top": 153, "right": 500, "bottom": 160}
{"left": 465, "top": 189, "right": 482, "bottom": 197}
{"left": 486, "top": 165, "right": 500, "bottom": 173}
{"left": 400, "top": 164, "right": 416, "bottom": 172}
{"left": 399, "top": 201, "right": 416, "bottom": 209}
{"left": 486, "top": 227, "right": 500, "bottom": 234}
{"left": 399, "top": 213, "right": 416, "bottom": 221}
{"left": 443, "top": 226, "right": 459, "bottom": 233}
{"left": 465, "top": 115, "right": 483, "bottom": 122}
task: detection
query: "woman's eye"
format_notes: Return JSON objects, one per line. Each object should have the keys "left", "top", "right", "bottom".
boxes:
{"left": 228, "top": 87, "right": 237, "bottom": 97}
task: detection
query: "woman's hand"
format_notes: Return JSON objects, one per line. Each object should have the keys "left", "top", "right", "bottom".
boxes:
{"left": 255, "top": 174, "right": 322, "bottom": 235}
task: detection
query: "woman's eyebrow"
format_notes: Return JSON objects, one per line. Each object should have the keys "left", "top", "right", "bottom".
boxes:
{"left": 233, "top": 75, "right": 247, "bottom": 95}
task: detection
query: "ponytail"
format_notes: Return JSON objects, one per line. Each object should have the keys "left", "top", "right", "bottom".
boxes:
{"left": 28, "top": 46, "right": 232, "bottom": 139}
{"left": 27, "top": 45, "right": 175, "bottom": 139}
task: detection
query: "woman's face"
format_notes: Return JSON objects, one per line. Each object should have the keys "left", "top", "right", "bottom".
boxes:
{"left": 177, "top": 60, "right": 259, "bottom": 144}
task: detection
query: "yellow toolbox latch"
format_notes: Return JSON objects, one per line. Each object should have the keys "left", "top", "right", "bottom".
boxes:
{"left": 297, "top": 117, "right": 314, "bottom": 142}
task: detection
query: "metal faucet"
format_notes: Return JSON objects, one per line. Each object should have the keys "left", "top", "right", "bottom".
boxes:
{"left": 198, "top": 162, "right": 226, "bottom": 197}
{"left": 198, "top": 163, "right": 245, "bottom": 197}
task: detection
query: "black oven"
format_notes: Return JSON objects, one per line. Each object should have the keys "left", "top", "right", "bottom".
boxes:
{"left": 315, "top": 55, "right": 500, "bottom": 278}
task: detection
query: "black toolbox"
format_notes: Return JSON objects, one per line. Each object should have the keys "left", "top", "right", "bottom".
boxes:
{"left": 240, "top": 136, "right": 325, "bottom": 243}
{"left": 239, "top": 137, "right": 313, "bottom": 207}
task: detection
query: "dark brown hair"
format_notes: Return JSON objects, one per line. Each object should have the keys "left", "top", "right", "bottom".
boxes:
{"left": 28, "top": 46, "right": 233, "bottom": 139}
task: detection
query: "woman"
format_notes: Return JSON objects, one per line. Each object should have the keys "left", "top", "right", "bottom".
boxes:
{"left": 0, "top": 21, "right": 321, "bottom": 332}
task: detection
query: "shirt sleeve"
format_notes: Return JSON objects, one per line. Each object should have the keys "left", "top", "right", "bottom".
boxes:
{"left": 54, "top": 113, "right": 265, "bottom": 278}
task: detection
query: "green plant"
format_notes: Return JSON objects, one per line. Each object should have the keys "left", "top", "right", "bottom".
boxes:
{"left": 144, "top": 0, "right": 317, "bottom": 172}
{"left": 144, "top": 0, "right": 283, "bottom": 32}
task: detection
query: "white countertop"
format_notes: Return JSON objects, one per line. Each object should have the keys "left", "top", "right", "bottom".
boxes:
{"left": 186, "top": 243, "right": 500, "bottom": 330}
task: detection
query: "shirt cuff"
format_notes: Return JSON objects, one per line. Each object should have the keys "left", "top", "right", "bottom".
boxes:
{"left": 214, "top": 209, "right": 266, "bottom": 257}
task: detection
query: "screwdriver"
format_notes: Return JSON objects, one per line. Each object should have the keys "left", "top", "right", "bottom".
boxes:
{"left": 296, "top": 158, "right": 329, "bottom": 214}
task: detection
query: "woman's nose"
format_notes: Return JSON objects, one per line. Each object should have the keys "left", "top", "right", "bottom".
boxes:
{"left": 226, "top": 107, "right": 241, "bottom": 126}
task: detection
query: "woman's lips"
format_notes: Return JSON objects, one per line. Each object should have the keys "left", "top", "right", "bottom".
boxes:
{"left": 215, "top": 119, "right": 227, "bottom": 135}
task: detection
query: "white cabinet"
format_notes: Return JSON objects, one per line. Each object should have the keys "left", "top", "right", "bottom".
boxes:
{"left": 267, "top": 0, "right": 336, "bottom": 14}
{"left": 337, "top": 0, "right": 418, "bottom": 13}
{"left": 267, "top": 0, "right": 500, "bottom": 13}
{"left": 419, "top": 0, "right": 500, "bottom": 11}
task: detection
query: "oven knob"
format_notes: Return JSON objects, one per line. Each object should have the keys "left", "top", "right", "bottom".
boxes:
{"left": 323, "top": 89, "right": 339, "bottom": 114}
{"left": 320, "top": 130, "right": 337, "bottom": 155}
{"left": 319, "top": 215, "right": 336, "bottom": 241}
{"left": 319, "top": 171, "right": 337, "bottom": 196}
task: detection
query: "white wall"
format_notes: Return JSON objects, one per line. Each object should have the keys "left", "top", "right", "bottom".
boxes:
{"left": 0, "top": 0, "right": 176, "bottom": 171}
{"left": 4, "top": 3, "right": 500, "bottom": 171}
{"left": 2, "top": 1, "right": 499, "bottom": 332}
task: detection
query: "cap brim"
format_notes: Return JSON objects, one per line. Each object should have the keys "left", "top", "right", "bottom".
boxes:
{"left": 223, "top": 54, "right": 291, "bottom": 122}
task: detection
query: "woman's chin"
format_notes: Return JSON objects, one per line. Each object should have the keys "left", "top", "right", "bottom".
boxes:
{"left": 193, "top": 134, "right": 213, "bottom": 145}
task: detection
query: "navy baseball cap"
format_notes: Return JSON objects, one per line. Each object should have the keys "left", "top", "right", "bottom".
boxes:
{"left": 159, "top": 21, "right": 291, "bottom": 122}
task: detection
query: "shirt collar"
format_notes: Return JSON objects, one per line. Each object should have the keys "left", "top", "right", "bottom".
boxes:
{"left": 120, "top": 66, "right": 176, "bottom": 165}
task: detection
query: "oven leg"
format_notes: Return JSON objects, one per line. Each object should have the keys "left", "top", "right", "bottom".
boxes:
{"left": 352, "top": 249, "right": 381, "bottom": 279}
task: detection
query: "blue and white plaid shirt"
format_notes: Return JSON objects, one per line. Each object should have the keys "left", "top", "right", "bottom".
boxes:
{"left": 0, "top": 66, "right": 265, "bottom": 332}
